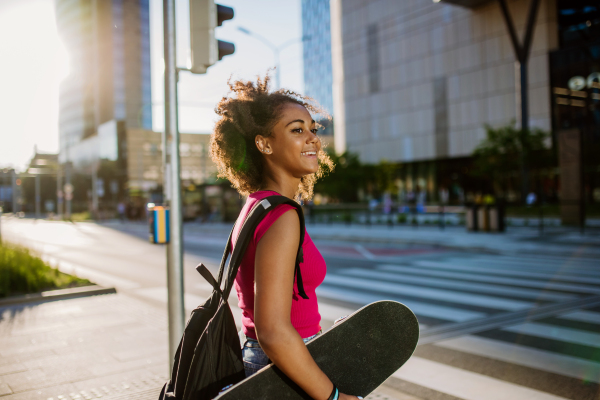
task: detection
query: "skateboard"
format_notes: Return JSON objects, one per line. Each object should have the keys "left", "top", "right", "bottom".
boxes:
{"left": 215, "top": 300, "right": 419, "bottom": 399}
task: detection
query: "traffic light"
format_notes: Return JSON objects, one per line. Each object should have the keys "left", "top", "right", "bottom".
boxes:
{"left": 189, "top": 0, "right": 235, "bottom": 74}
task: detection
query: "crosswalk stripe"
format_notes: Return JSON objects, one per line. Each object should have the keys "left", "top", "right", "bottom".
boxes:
{"left": 414, "top": 260, "right": 600, "bottom": 285}
{"left": 378, "top": 264, "right": 600, "bottom": 295}
{"left": 392, "top": 356, "right": 568, "bottom": 400}
{"left": 436, "top": 335, "right": 600, "bottom": 384}
{"left": 323, "top": 274, "right": 532, "bottom": 311}
{"left": 503, "top": 322, "right": 600, "bottom": 347}
{"left": 559, "top": 310, "right": 600, "bottom": 324}
{"left": 316, "top": 286, "right": 486, "bottom": 322}
{"left": 460, "top": 257, "right": 600, "bottom": 277}
{"left": 498, "top": 254, "right": 600, "bottom": 268}
{"left": 341, "top": 268, "right": 576, "bottom": 302}
{"left": 353, "top": 244, "right": 375, "bottom": 260}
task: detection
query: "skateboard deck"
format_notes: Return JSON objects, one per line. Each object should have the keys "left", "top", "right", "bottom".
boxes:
{"left": 215, "top": 300, "right": 419, "bottom": 399}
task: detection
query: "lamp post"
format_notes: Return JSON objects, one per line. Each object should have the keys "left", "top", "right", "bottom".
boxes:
{"left": 237, "top": 27, "right": 310, "bottom": 89}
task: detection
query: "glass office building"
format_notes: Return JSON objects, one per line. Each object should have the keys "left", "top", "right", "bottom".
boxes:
{"left": 55, "top": 0, "right": 152, "bottom": 164}
{"left": 302, "top": 0, "right": 334, "bottom": 135}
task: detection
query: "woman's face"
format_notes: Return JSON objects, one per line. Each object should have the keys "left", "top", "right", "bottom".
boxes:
{"left": 257, "top": 103, "right": 321, "bottom": 177}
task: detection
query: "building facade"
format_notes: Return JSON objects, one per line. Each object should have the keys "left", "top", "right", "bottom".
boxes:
{"left": 302, "top": 0, "right": 335, "bottom": 134}
{"left": 327, "top": 0, "right": 599, "bottom": 204}
{"left": 55, "top": 0, "right": 152, "bottom": 164}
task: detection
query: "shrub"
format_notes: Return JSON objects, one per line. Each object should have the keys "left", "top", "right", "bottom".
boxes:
{"left": 0, "top": 243, "right": 91, "bottom": 298}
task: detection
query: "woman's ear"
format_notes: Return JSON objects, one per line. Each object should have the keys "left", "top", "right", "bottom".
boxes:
{"left": 255, "top": 135, "right": 272, "bottom": 154}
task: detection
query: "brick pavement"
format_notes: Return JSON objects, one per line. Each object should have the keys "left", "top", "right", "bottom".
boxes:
{"left": 0, "top": 293, "right": 413, "bottom": 400}
{"left": 0, "top": 294, "right": 168, "bottom": 400}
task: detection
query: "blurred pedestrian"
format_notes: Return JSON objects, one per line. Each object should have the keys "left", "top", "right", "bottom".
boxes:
{"left": 117, "top": 201, "right": 126, "bottom": 222}
{"left": 526, "top": 192, "right": 537, "bottom": 206}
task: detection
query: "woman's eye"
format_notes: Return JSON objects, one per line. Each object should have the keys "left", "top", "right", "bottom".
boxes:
{"left": 292, "top": 128, "right": 303, "bottom": 133}
{"left": 311, "top": 129, "right": 318, "bottom": 134}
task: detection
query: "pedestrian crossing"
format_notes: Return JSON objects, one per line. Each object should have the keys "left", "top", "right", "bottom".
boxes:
{"left": 314, "top": 253, "right": 600, "bottom": 399}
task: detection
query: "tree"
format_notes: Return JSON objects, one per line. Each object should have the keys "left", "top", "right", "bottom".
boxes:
{"left": 472, "top": 123, "right": 553, "bottom": 198}
{"left": 314, "top": 151, "right": 365, "bottom": 202}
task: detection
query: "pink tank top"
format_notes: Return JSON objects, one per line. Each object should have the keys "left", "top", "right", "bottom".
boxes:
{"left": 232, "top": 190, "right": 326, "bottom": 340}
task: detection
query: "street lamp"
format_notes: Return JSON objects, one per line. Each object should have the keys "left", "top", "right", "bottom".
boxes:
{"left": 237, "top": 26, "right": 310, "bottom": 89}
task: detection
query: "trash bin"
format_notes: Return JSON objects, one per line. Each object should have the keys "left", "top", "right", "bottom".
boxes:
{"left": 466, "top": 205, "right": 478, "bottom": 231}
{"left": 149, "top": 205, "right": 170, "bottom": 244}
{"left": 477, "top": 205, "right": 489, "bottom": 232}
{"left": 488, "top": 204, "right": 505, "bottom": 232}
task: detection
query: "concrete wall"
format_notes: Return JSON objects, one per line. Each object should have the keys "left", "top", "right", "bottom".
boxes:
{"left": 334, "top": 0, "right": 558, "bottom": 163}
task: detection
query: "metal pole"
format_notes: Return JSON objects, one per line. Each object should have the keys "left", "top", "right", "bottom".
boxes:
{"left": 92, "top": 162, "right": 98, "bottom": 219}
{"left": 164, "top": 0, "right": 185, "bottom": 370}
{"left": 519, "top": 60, "right": 529, "bottom": 197}
{"left": 65, "top": 162, "right": 72, "bottom": 219}
{"left": 57, "top": 165, "right": 63, "bottom": 218}
{"left": 11, "top": 169, "right": 17, "bottom": 214}
{"left": 35, "top": 174, "right": 41, "bottom": 219}
{"left": 275, "top": 48, "right": 280, "bottom": 89}
{"left": 498, "top": 0, "right": 540, "bottom": 203}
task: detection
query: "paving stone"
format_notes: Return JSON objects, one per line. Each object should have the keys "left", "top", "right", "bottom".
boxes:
{"left": 0, "top": 364, "right": 27, "bottom": 377}
{"left": 0, "top": 382, "right": 79, "bottom": 400}
{"left": 0, "top": 383, "right": 13, "bottom": 396}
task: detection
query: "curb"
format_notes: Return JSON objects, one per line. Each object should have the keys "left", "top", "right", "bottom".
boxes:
{"left": 0, "top": 285, "right": 117, "bottom": 307}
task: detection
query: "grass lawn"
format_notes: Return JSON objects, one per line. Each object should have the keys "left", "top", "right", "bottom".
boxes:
{"left": 0, "top": 242, "right": 92, "bottom": 298}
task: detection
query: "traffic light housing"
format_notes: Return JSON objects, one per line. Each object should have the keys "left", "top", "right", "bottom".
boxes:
{"left": 189, "top": 0, "right": 235, "bottom": 74}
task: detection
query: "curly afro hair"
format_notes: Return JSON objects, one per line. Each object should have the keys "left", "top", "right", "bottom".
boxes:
{"left": 210, "top": 73, "right": 334, "bottom": 201}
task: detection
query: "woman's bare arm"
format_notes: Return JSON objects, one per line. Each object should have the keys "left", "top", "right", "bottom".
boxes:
{"left": 254, "top": 209, "right": 336, "bottom": 400}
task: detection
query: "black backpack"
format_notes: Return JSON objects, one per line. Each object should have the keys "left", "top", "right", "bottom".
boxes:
{"left": 159, "top": 195, "right": 308, "bottom": 400}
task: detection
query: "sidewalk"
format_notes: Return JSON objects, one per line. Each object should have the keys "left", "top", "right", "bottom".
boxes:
{"left": 0, "top": 293, "right": 168, "bottom": 400}
{"left": 0, "top": 293, "right": 415, "bottom": 400}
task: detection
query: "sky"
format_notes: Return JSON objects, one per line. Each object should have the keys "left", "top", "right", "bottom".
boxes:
{"left": 0, "top": 0, "right": 304, "bottom": 171}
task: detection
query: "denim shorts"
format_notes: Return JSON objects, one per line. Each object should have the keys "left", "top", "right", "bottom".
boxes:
{"left": 239, "top": 329, "right": 323, "bottom": 378}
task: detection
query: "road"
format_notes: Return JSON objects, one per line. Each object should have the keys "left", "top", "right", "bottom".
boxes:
{"left": 2, "top": 216, "right": 599, "bottom": 400}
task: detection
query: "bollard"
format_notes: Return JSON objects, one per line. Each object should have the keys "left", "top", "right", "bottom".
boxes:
{"left": 466, "top": 205, "right": 478, "bottom": 231}
{"left": 477, "top": 205, "right": 489, "bottom": 232}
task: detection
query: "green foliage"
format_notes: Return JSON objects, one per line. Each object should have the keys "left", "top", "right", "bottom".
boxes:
{"left": 364, "top": 160, "right": 399, "bottom": 196}
{"left": 397, "top": 213, "right": 407, "bottom": 224}
{"left": 69, "top": 211, "right": 92, "bottom": 222}
{"left": 472, "top": 123, "right": 553, "bottom": 190}
{"left": 0, "top": 243, "right": 91, "bottom": 298}
{"left": 314, "top": 150, "right": 404, "bottom": 203}
{"left": 314, "top": 151, "right": 366, "bottom": 202}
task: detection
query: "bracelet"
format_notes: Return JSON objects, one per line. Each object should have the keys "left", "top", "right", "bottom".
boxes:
{"left": 328, "top": 384, "right": 339, "bottom": 400}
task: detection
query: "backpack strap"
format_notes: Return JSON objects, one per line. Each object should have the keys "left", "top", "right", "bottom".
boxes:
{"left": 216, "top": 225, "right": 235, "bottom": 287}
{"left": 219, "top": 195, "right": 308, "bottom": 301}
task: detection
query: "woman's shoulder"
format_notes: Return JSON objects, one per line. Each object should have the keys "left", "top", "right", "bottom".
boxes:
{"left": 250, "top": 193, "right": 299, "bottom": 243}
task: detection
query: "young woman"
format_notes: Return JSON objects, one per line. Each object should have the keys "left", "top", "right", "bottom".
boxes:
{"left": 210, "top": 75, "right": 361, "bottom": 400}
